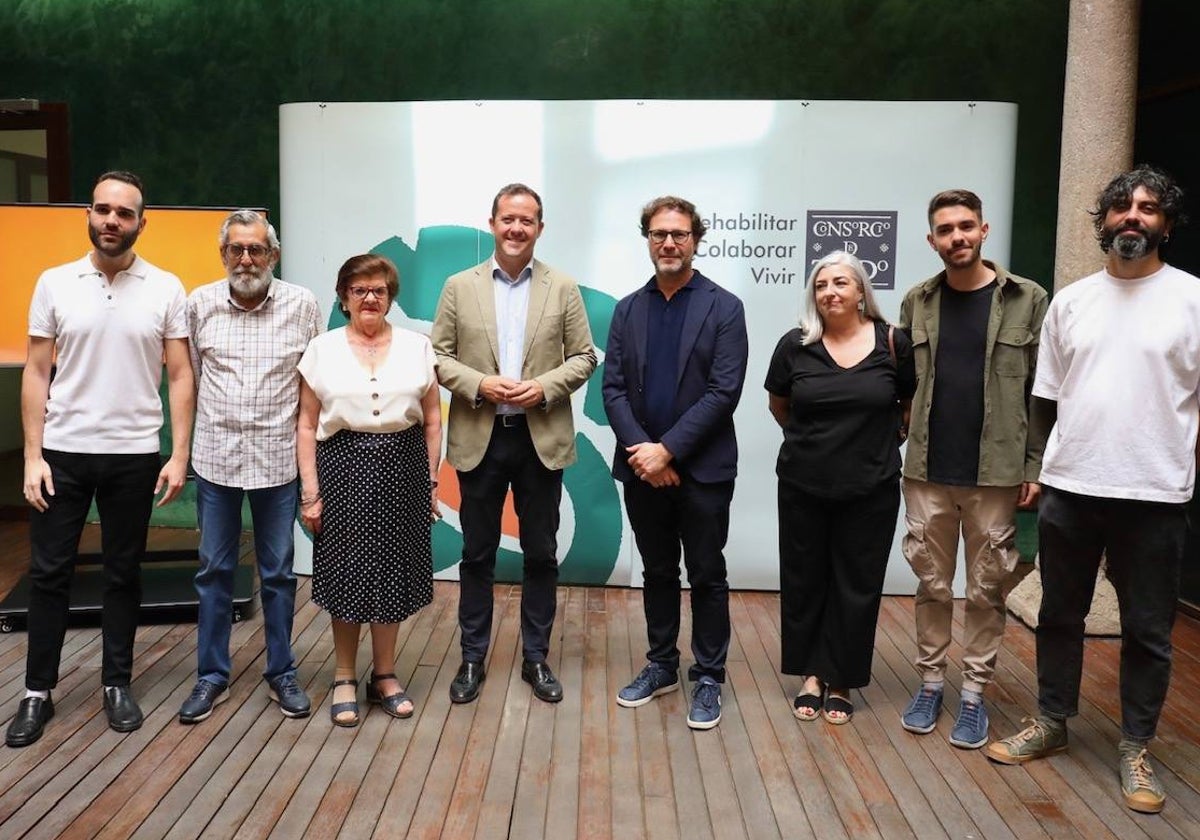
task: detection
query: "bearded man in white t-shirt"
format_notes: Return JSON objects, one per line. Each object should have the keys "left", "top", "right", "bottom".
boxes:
{"left": 986, "top": 165, "right": 1199, "bottom": 815}
{"left": 5, "top": 172, "right": 194, "bottom": 748}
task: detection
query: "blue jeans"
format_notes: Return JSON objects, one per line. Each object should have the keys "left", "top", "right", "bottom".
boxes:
{"left": 195, "top": 474, "right": 299, "bottom": 685}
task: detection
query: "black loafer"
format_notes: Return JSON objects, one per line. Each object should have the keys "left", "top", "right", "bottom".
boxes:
{"left": 449, "top": 661, "right": 485, "bottom": 704}
{"left": 103, "top": 685, "right": 143, "bottom": 732}
{"left": 5, "top": 694, "right": 54, "bottom": 747}
{"left": 521, "top": 660, "right": 563, "bottom": 703}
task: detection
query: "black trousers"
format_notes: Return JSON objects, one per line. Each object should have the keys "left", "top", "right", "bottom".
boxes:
{"left": 778, "top": 479, "right": 899, "bottom": 689}
{"left": 1036, "top": 486, "right": 1185, "bottom": 740}
{"left": 624, "top": 476, "right": 734, "bottom": 683}
{"left": 26, "top": 450, "right": 160, "bottom": 690}
{"left": 456, "top": 418, "right": 562, "bottom": 663}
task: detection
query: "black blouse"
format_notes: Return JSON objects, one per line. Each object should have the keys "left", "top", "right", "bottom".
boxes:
{"left": 764, "top": 321, "right": 916, "bottom": 499}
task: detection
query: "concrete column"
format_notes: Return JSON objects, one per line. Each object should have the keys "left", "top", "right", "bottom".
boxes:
{"left": 1053, "top": 0, "right": 1141, "bottom": 291}
{"left": 1008, "top": 0, "right": 1141, "bottom": 637}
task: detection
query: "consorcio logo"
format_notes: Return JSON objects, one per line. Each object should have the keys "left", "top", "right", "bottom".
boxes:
{"left": 313, "top": 226, "right": 623, "bottom": 586}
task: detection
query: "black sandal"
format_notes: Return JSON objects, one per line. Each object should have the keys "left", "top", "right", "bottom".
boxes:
{"left": 367, "top": 672, "right": 414, "bottom": 719}
{"left": 823, "top": 692, "right": 854, "bottom": 725}
{"left": 330, "top": 678, "right": 360, "bottom": 727}
{"left": 793, "top": 691, "right": 823, "bottom": 721}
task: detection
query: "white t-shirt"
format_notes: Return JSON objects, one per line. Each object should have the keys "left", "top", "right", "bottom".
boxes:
{"left": 28, "top": 253, "right": 188, "bottom": 454}
{"left": 1033, "top": 264, "right": 1200, "bottom": 503}
{"left": 298, "top": 326, "right": 436, "bottom": 441}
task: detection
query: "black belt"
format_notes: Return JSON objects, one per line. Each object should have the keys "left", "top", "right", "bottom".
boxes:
{"left": 495, "top": 413, "right": 527, "bottom": 428}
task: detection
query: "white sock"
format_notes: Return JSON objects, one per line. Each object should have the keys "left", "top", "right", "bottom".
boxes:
{"left": 24, "top": 689, "right": 49, "bottom": 701}
{"left": 961, "top": 689, "right": 983, "bottom": 705}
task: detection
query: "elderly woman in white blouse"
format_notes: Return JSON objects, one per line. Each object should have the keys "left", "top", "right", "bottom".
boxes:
{"left": 297, "top": 254, "right": 441, "bottom": 727}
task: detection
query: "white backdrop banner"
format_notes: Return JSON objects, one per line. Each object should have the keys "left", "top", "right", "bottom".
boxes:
{"left": 280, "top": 100, "right": 1018, "bottom": 592}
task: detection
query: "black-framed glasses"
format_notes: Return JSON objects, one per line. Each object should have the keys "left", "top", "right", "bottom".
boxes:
{"left": 648, "top": 229, "right": 693, "bottom": 244}
{"left": 347, "top": 286, "right": 389, "bottom": 300}
{"left": 222, "top": 243, "right": 272, "bottom": 260}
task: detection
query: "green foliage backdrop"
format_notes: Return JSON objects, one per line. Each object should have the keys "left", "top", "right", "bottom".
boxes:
{"left": 1, "top": 0, "right": 1068, "bottom": 285}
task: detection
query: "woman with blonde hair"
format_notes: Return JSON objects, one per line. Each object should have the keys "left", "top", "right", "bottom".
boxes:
{"left": 765, "top": 251, "right": 914, "bottom": 724}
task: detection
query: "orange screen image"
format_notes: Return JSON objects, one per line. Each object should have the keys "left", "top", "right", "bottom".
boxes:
{"left": 0, "top": 204, "right": 262, "bottom": 365}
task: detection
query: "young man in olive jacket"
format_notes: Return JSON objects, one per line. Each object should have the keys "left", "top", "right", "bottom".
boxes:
{"left": 898, "top": 189, "right": 1048, "bottom": 749}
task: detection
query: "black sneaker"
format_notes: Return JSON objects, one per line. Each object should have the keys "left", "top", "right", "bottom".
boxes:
{"left": 267, "top": 673, "right": 312, "bottom": 718}
{"left": 178, "top": 680, "right": 228, "bottom": 724}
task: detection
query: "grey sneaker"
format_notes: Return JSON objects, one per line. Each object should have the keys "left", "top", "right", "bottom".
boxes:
{"left": 1120, "top": 748, "right": 1165, "bottom": 813}
{"left": 179, "top": 680, "right": 228, "bottom": 724}
{"left": 949, "top": 697, "right": 989, "bottom": 749}
{"left": 267, "top": 673, "right": 311, "bottom": 718}
{"left": 616, "top": 662, "right": 679, "bottom": 708}
{"left": 686, "top": 677, "right": 722, "bottom": 730}
{"left": 985, "top": 717, "right": 1068, "bottom": 764}
{"left": 901, "top": 684, "right": 943, "bottom": 734}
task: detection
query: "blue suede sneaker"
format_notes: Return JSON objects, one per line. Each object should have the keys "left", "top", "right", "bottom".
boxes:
{"left": 616, "top": 662, "right": 679, "bottom": 708}
{"left": 901, "top": 684, "right": 943, "bottom": 734}
{"left": 686, "top": 676, "right": 722, "bottom": 730}
{"left": 950, "top": 696, "right": 990, "bottom": 749}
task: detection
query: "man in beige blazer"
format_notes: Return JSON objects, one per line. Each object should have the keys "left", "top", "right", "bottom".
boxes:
{"left": 431, "top": 183, "right": 596, "bottom": 705}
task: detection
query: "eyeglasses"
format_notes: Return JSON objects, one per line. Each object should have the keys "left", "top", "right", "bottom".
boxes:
{"left": 348, "top": 286, "right": 389, "bottom": 300}
{"left": 648, "top": 229, "right": 693, "bottom": 244}
{"left": 222, "top": 243, "right": 272, "bottom": 261}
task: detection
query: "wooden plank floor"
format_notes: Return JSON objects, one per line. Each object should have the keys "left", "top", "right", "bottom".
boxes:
{"left": 0, "top": 534, "right": 1198, "bottom": 837}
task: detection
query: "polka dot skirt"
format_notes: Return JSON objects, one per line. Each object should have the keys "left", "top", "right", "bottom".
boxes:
{"left": 312, "top": 426, "right": 433, "bottom": 624}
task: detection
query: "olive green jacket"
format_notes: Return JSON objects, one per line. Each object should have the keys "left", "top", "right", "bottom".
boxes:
{"left": 899, "top": 262, "right": 1049, "bottom": 486}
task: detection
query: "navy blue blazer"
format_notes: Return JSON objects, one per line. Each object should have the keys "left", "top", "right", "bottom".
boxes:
{"left": 602, "top": 271, "right": 749, "bottom": 483}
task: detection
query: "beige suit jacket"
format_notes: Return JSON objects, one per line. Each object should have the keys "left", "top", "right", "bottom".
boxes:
{"left": 431, "top": 258, "right": 597, "bottom": 472}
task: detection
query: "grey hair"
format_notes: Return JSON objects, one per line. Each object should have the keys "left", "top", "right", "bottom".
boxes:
{"left": 799, "top": 251, "right": 887, "bottom": 346}
{"left": 219, "top": 209, "right": 280, "bottom": 249}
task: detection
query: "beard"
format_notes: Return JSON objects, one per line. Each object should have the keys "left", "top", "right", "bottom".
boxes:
{"left": 88, "top": 222, "right": 138, "bottom": 257}
{"left": 1101, "top": 222, "right": 1163, "bottom": 260}
{"left": 228, "top": 266, "right": 273, "bottom": 301}
{"left": 943, "top": 242, "right": 982, "bottom": 267}
{"left": 654, "top": 253, "right": 692, "bottom": 276}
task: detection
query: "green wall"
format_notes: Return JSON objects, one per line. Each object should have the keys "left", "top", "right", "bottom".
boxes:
{"left": 0, "top": 0, "right": 1069, "bottom": 285}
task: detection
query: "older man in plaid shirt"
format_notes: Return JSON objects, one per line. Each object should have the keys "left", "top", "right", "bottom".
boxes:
{"left": 180, "top": 209, "right": 321, "bottom": 724}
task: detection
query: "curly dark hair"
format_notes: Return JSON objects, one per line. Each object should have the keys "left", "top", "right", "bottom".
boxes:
{"left": 1090, "top": 164, "right": 1187, "bottom": 240}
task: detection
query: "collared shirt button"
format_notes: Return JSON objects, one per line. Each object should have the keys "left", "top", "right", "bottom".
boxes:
{"left": 372, "top": 393, "right": 379, "bottom": 399}
{"left": 372, "top": 409, "right": 380, "bottom": 416}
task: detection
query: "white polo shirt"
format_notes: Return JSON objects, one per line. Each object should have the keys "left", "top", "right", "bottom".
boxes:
{"left": 28, "top": 253, "right": 188, "bottom": 454}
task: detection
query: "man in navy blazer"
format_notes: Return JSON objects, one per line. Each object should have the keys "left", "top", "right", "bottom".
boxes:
{"left": 602, "top": 195, "right": 749, "bottom": 730}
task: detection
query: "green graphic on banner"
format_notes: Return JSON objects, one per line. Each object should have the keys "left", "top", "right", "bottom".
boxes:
{"left": 316, "top": 227, "right": 622, "bottom": 585}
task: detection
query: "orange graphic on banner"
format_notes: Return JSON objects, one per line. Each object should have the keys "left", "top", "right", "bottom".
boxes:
{"left": 0, "top": 204, "right": 254, "bottom": 366}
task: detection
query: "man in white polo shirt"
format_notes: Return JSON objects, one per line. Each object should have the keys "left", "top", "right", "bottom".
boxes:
{"left": 5, "top": 171, "right": 194, "bottom": 748}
